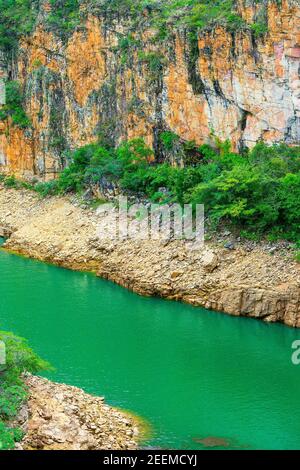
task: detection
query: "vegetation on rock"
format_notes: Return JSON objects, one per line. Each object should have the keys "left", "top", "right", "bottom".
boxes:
{"left": 0, "top": 0, "right": 38, "bottom": 51}
{"left": 46, "top": 0, "right": 81, "bottom": 39}
{"left": 0, "top": 331, "right": 49, "bottom": 450}
{"left": 0, "top": 0, "right": 269, "bottom": 52}
{"left": 0, "top": 81, "right": 31, "bottom": 129}
{"left": 92, "top": 0, "right": 267, "bottom": 36}
{"left": 31, "top": 137, "right": 300, "bottom": 243}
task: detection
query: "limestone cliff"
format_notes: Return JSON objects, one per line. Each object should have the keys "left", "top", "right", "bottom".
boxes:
{"left": 0, "top": 0, "right": 299, "bottom": 178}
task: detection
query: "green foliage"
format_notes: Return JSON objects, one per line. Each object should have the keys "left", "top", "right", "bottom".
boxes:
{"left": 3, "top": 175, "right": 17, "bottom": 188}
{"left": 0, "top": 422, "right": 22, "bottom": 450}
{"left": 187, "top": 0, "right": 245, "bottom": 31}
{"left": 0, "top": 81, "right": 31, "bottom": 129}
{"left": 136, "top": 51, "right": 167, "bottom": 84}
{"left": 0, "top": 174, "right": 34, "bottom": 190}
{"left": 186, "top": 142, "right": 300, "bottom": 239}
{"left": 117, "top": 33, "right": 141, "bottom": 64}
{"left": 0, "top": 0, "right": 37, "bottom": 51}
{"left": 33, "top": 137, "right": 300, "bottom": 241}
{"left": 0, "top": 331, "right": 50, "bottom": 450}
{"left": 1, "top": 133, "right": 299, "bottom": 241}
{"left": 46, "top": 0, "right": 81, "bottom": 39}
{"left": 250, "top": 2, "right": 268, "bottom": 38}
{"left": 138, "top": 51, "right": 166, "bottom": 73}
{"left": 250, "top": 20, "right": 268, "bottom": 37}
{"left": 0, "top": 331, "right": 50, "bottom": 387}
{"left": 34, "top": 180, "right": 59, "bottom": 197}
{"left": 160, "top": 131, "right": 180, "bottom": 150}
{"left": 0, "top": 0, "right": 81, "bottom": 46}
{"left": 31, "top": 58, "right": 43, "bottom": 69}
{"left": 92, "top": 0, "right": 266, "bottom": 36}
{"left": 0, "top": 0, "right": 268, "bottom": 55}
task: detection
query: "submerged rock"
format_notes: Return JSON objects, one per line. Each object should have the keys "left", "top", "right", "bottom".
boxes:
{"left": 193, "top": 436, "right": 230, "bottom": 448}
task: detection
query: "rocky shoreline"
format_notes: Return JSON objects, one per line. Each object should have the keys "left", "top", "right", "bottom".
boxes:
{"left": 0, "top": 185, "right": 300, "bottom": 327}
{"left": 12, "top": 374, "right": 140, "bottom": 450}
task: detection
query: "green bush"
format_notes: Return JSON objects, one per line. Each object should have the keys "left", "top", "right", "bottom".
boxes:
{"left": 0, "top": 0, "right": 37, "bottom": 51}
{"left": 34, "top": 180, "right": 59, "bottom": 197}
{"left": 0, "top": 0, "right": 269, "bottom": 55}
{"left": 10, "top": 135, "right": 300, "bottom": 242}
{"left": 1, "top": 174, "right": 34, "bottom": 191}
{"left": 187, "top": 0, "right": 245, "bottom": 31}
{"left": 46, "top": 0, "right": 81, "bottom": 39}
{"left": 251, "top": 21, "right": 268, "bottom": 37}
{"left": 0, "top": 81, "right": 31, "bottom": 129}
{"left": 91, "top": 0, "right": 266, "bottom": 37}
{"left": 0, "top": 422, "right": 22, "bottom": 450}
{"left": 160, "top": 131, "right": 180, "bottom": 151}
{"left": 3, "top": 175, "right": 17, "bottom": 188}
{"left": 0, "top": 331, "right": 50, "bottom": 450}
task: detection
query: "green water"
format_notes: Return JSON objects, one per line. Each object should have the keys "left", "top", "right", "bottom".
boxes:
{"left": 1, "top": 239, "right": 300, "bottom": 450}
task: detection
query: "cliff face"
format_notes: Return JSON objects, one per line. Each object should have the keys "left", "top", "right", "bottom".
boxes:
{"left": 0, "top": 0, "right": 299, "bottom": 178}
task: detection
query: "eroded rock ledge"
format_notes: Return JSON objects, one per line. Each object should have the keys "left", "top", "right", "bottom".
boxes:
{"left": 14, "top": 375, "right": 140, "bottom": 451}
{"left": 1, "top": 186, "right": 300, "bottom": 327}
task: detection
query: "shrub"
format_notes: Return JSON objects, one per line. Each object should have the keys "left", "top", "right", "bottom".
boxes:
{"left": 0, "top": 81, "right": 31, "bottom": 129}
{"left": 187, "top": 0, "right": 245, "bottom": 31}
{"left": 0, "top": 331, "right": 50, "bottom": 450}
{"left": 160, "top": 131, "right": 180, "bottom": 151}
{"left": 46, "top": 0, "right": 81, "bottom": 39}
{"left": 278, "top": 173, "right": 300, "bottom": 238}
{"left": 34, "top": 180, "right": 59, "bottom": 198}
{"left": 0, "top": 422, "right": 22, "bottom": 450}
{"left": 295, "top": 251, "right": 300, "bottom": 263}
{"left": 3, "top": 175, "right": 17, "bottom": 188}
{"left": 13, "top": 138, "right": 300, "bottom": 241}
{"left": 0, "top": 0, "right": 37, "bottom": 51}
{"left": 251, "top": 21, "right": 268, "bottom": 38}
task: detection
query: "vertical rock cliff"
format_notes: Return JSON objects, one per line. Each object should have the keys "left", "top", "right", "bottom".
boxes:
{"left": 0, "top": 0, "right": 299, "bottom": 178}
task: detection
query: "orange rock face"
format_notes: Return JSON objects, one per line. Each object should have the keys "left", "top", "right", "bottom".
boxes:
{"left": 66, "top": 17, "right": 107, "bottom": 107}
{"left": 0, "top": 0, "right": 299, "bottom": 177}
{"left": 0, "top": 121, "right": 34, "bottom": 177}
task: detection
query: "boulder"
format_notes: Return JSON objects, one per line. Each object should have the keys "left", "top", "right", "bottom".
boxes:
{"left": 201, "top": 251, "right": 219, "bottom": 272}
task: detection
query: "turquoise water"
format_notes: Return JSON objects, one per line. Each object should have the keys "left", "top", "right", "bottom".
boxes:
{"left": 1, "top": 238, "right": 300, "bottom": 449}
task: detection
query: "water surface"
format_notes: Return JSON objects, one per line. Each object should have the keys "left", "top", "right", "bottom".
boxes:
{"left": 1, "top": 238, "right": 300, "bottom": 449}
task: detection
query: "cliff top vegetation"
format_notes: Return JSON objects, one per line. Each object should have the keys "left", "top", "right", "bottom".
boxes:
{"left": 0, "top": 0, "right": 269, "bottom": 51}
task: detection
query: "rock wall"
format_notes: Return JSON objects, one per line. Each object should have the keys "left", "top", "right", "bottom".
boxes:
{"left": 0, "top": 0, "right": 299, "bottom": 178}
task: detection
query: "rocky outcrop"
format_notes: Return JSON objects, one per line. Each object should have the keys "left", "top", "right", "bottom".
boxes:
{"left": 14, "top": 374, "right": 141, "bottom": 450}
{"left": 1, "top": 185, "right": 299, "bottom": 327}
{"left": 0, "top": 0, "right": 299, "bottom": 177}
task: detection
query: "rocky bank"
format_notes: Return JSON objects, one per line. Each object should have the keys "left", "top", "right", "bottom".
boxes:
{"left": 13, "top": 374, "right": 140, "bottom": 450}
{"left": 1, "top": 185, "right": 300, "bottom": 327}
